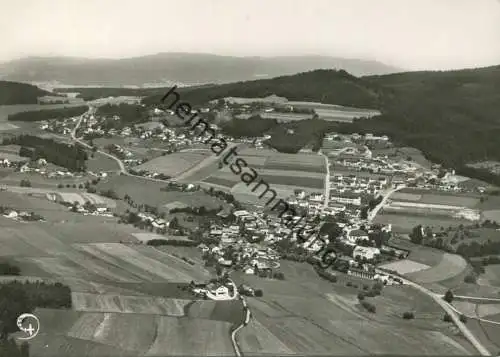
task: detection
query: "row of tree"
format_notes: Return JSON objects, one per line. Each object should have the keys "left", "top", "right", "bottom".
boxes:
{"left": 7, "top": 106, "right": 87, "bottom": 122}
{"left": 4, "top": 135, "right": 88, "bottom": 171}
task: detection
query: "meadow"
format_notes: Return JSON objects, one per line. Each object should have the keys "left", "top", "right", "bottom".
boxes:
{"left": 233, "top": 261, "right": 473, "bottom": 355}
{"left": 392, "top": 188, "right": 481, "bottom": 208}
{"left": 135, "top": 150, "right": 211, "bottom": 177}
{"left": 374, "top": 212, "right": 472, "bottom": 233}
{"left": 95, "top": 174, "right": 229, "bottom": 210}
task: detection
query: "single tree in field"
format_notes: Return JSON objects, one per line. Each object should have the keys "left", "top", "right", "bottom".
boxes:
{"left": 444, "top": 289, "right": 454, "bottom": 303}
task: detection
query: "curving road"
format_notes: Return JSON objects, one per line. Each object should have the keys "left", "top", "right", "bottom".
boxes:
{"left": 367, "top": 184, "right": 406, "bottom": 222}
{"left": 382, "top": 272, "right": 491, "bottom": 355}
{"left": 70, "top": 108, "right": 172, "bottom": 183}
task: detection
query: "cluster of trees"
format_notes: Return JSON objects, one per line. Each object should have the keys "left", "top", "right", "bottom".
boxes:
{"left": 19, "top": 179, "right": 31, "bottom": 187}
{"left": 96, "top": 103, "right": 149, "bottom": 130}
{"left": 0, "top": 81, "right": 52, "bottom": 105}
{"left": 0, "top": 280, "right": 71, "bottom": 338}
{"left": 314, "top": 266, "right": 338, "bottom": 283}
{"left": 99, "top": 189, "right": 119, "bottom": 200}
{"left": 0, "top": 262, "right": 20, "bottom": 275}
{"left": 144, "top": 69, "right": 384, "bottom": 109}
{"left": 146, "top": 239, "right": 198, "bottom": 247}
{"left": 7, "top": 106, "right": 87, "bottom": 122}
{"left": 3, "top": 135, "right": 88, "bottom": 171}
{"left": 455, "top": 240, "right": 500, "bottom": 258}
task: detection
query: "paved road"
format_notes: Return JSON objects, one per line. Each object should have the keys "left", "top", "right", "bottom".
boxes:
{"left": 367, "top": 184, "right": 406, "bottom": 222}
{"left": 451, "top": 295, "right": 500, "bottom": 303}
{"left": 383, "top": 273, "right": 491, "bottom": 356}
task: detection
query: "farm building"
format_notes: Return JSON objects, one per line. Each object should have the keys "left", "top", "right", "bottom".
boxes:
{"left": 352, "top": 246, "right": 381, "bottom": 261}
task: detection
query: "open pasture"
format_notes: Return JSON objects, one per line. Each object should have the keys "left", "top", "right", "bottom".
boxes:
{"left": 392, "top": 189, "right": 480, "bottom": 208}
{"left": 405, "top": 253, "right": 467, "bottom": 284}
{"left": 96, "top": 174, "right": 228, "bottom": 210}
{"left": 135, "top": 150, "right": 211, "bottom": 177}
{"left": 234, "top": 260, "right": 473, "bottom": 355}
{"left": 202, "top": 175, "right": 237, "bottom": 188}
{"left": 379, "top": 259, "right": 431, "bottom": 275}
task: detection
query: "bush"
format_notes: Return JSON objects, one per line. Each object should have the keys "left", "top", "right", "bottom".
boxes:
{"left": 459, "top": 314, "right": 467, "bottom": 323}
{"left": 357, "top": 292, "right": 365, "bottom": 301}
{"left": 444, "top": 289, "right": 454, "bottom": 303}
{"left": 346, "top": 281, "right": 353, "bottom": 287}
{"left": 443, "top": 313, "right": 453, "bottom": 322}
{"left": 363, "top": 284, "right": 369, "bottom": 291}
{"left": 19, "top": 179, "right": 31, "bottom": 187}
{"left": 464, "top": 274, "right": 477, "bottom": 284}
{"left": 254, "top": 289, "right": 263, "bottom": 297}
{"left": 0, "top": 262, "right": 21, "bottom": 276}
{"left": 402, "top": 311, "right": 415, "bottom": 320}
{"left": 361, "top": 301, "right": 376, "bottom": 313}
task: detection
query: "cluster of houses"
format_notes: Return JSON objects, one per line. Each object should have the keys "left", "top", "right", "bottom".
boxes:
{"left": 1, "top": 208, "right": 44, "bottom": 222}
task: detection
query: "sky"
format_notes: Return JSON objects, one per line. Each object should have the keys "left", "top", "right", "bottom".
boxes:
{"left": 1, "top": 0, "right": 500, "bottom": 70}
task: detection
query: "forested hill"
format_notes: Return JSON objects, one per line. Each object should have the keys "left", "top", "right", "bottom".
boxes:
{"left": 143, "top": 69, "right": 386, "bottom": 109}
{"left": 353, "top": 65, "right": 500, "bottom": 167}
{"left": 0, "top": 81, "right": 52, "bottom": 105}
{"left": 143, "top": 65, "right": 500, "bottom": 178}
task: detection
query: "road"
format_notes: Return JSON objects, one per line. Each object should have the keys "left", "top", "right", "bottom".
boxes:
{"left": 382, "top": 272, "right": 491, "bottom": 356}
{"left": 230, "top": 295, "right": 251, "bottom": 357}
{"left": 321, "top": 153, "right": 330, "bottom": 208}
{"left": 70, "top": 107, "right": 171, "bottom": 183}
{"left": 367, "top": 184, "right": 405, "bottom": 222}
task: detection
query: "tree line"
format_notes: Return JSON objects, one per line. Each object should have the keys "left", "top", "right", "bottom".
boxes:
{"left": 7, "top": 106, "right": 87, "bottom": 122}
{"left": 3, "top": 135, "right": 88, "bottom": 172}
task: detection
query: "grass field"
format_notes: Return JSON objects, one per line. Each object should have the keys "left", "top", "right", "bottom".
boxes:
{"left": 237, "top": 148, "right": 326, "bottom": 173}
{"left": 374, "top": 212, "right": 472, "bottom": 233}
{"left": 96, "top": 174, "right": 229, "bottom": 210}
{"left": 392, "top": 189, "right": 480, "bottom": 208}
{"left": 232, "top": 261, "right": 474, "bottom": 355}
{"left": 135, "top": 151, "right": 211, "bottom": 177}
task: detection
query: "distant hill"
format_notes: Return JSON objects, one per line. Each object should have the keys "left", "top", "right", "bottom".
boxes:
{"left": 143, "top": 69, "right": 386, "bottom": 109}
{"left": 0, "top": 81, "right": 53, "bottom": 105}
{"left": 0, "top": 53, "right": 401, "bottom": 86}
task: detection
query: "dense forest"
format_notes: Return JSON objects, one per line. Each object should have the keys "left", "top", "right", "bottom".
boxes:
{"left": 7, "top": 105, "right": 87, "bottom": 122}
{"left": 143, "top": 69, "right": 385, "bottom": 108}
{"left": 3, "top": 135, "right": 88, "bottom": 171}
{"left": 0, "top": 81, "right": 52, "bottom": 105}
{"left": 96, "top": 103, "right": 149, "bottom": 129}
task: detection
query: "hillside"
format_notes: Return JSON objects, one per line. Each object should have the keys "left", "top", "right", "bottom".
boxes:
{"left": 0, "top": 53, "right": 401, "bottom": 86}
{"left": 0, "top": 81, "right": 53, "bottom": 105}
{"left": 144, "top": 69, "right": 386, "bottom": 109}
{"left": 142, "top": 65, "right": 500, "bottom": 185}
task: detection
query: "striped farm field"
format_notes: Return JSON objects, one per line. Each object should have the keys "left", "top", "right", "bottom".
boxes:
{"left": 56, "top": 192, "right": 116, "bottom": 207}
{"left": 236, "top": 148, "right": 326, "bottom": 173}
{"left": 71, "top": 292, "right": 190, "bottom": 316}
{"left": 202, "top": 176, "right": 237, "bottom": 188}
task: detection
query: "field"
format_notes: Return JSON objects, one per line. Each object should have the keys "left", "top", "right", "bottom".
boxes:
{"left": 95, "top": 174, "right": 229, "bottom": 211}
{"left": 374, "top": 212, "right": 472, "bottom": 233}
{"left": 30, "top": 309, "right": 235, "bottom": 356}
{"left": 135, "top": 150, "right": 211, "bottom": 177}
{"left": 202, "top": 166, "right": 325, "bottom": 191}
{"left": 232, "top": 261, "right": 474, "bottom": 355}
{"left": 0, "top": 190, "right": 243, "bottom": 356}
{"left": 392, "top": 188, "right": 481, "bottom": 208}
